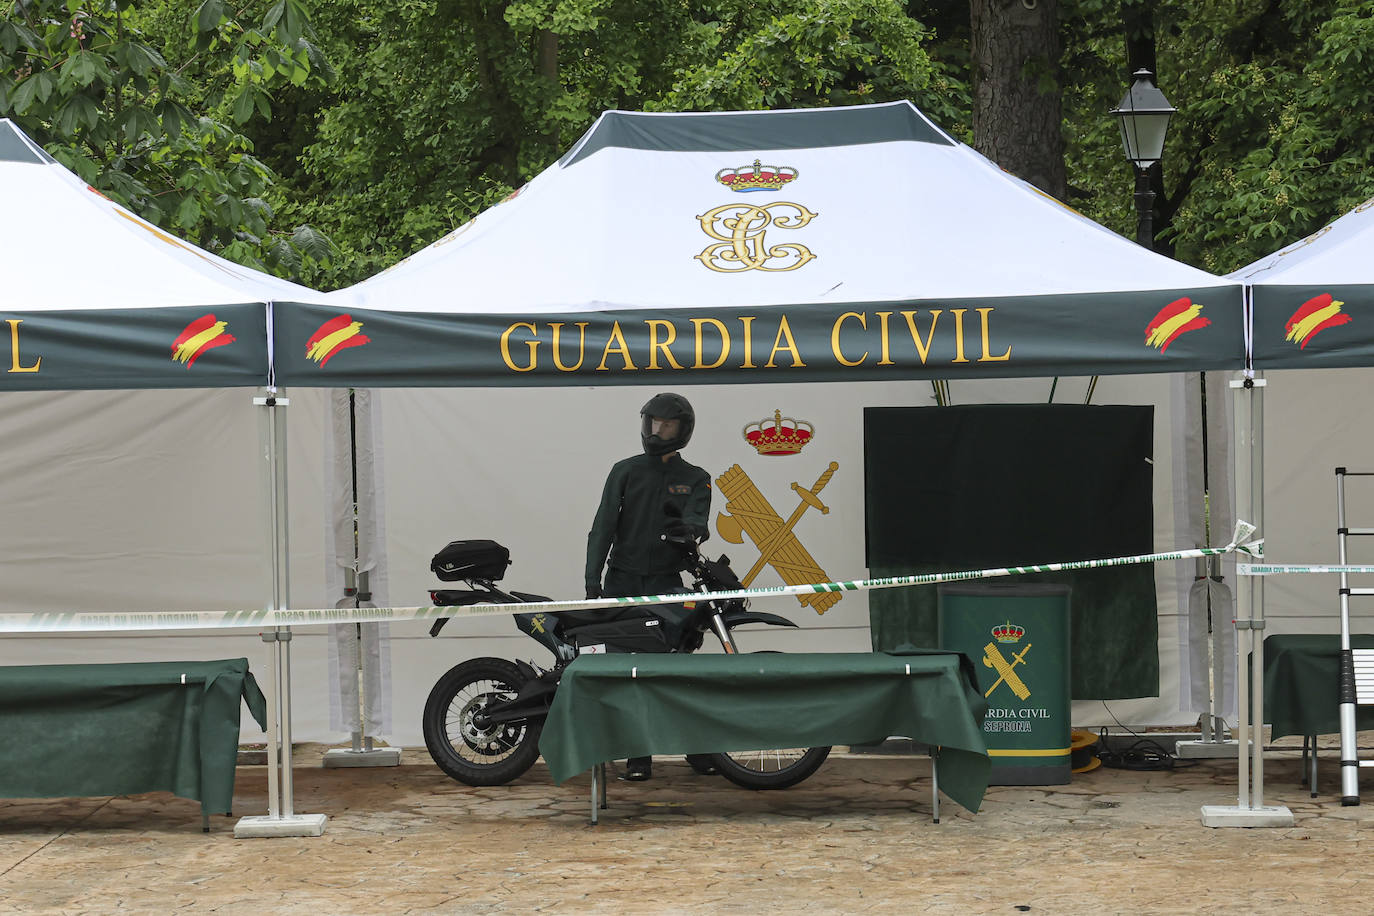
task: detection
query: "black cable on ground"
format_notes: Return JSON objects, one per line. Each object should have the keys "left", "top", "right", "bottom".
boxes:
{"left": 1095, "top": 704, "right": 1200, "bottom": 770}
{"left": 1095, "top": 731, "right": 1198, "bottom": 771}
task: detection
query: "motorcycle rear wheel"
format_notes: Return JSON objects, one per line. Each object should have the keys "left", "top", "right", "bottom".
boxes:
{"left": 423, "top": 657, "right": 542, "bottom": 787}
{"left": 712, "top": 745, "right": 831, "bottom": 790}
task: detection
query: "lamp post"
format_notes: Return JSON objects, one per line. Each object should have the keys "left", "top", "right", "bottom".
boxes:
{"left": 1111, "top": 69, "right": 1176, "bottom": 250}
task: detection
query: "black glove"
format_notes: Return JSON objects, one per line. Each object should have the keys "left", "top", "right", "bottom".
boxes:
{"left": 663, "top": 522, "right": 706, "bottom": 544}
{"left": 585, "top": 584, "right": 602, "bottom": 600}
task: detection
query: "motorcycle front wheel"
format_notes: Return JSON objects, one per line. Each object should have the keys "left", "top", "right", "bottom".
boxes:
{"left": 707, "top": 647, "right": 831, "bottom": 789}
{"left": 422, "top": 657, "right": 543, "bottom": 787}
{"left": 712, "top": 745, "right": 831, "bottom": 790}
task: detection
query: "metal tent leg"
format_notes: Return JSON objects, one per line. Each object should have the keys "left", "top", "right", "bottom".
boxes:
{"left": 236, "top": 388, "right": 327, "bottom": 839}
{"left": 1202, "top": 372, "right": 1292, "bottom": 828}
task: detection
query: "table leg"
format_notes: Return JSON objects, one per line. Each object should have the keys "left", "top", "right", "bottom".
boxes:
{"left": 599, "top": 762, "right": 608, "bottom": 810}
{"left": 931, "top": 748, "right": 940, "bottom": 825}
{"left": 590, "top": 764, "right": 599, "bottom": 826}
{"left": 1309, "top": 735, "right": 1318, "bottom": 798}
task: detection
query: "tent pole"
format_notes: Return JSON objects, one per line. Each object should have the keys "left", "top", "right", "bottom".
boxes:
{"left": 236, "top": 388, "right": 327, "bottom": 838}
{"left": 1201, "top": 372, "right": 1290, "bottom": 827}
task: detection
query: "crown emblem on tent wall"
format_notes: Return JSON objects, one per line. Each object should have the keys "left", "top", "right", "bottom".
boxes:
{"left": 743, "top": 409, "right": 814, "bottom": 455}
{"left": 992, "top": 622, "right": 1026, "bottom": 644}
{"left": 715, "top": 159, "right": 798, "bottom": 192}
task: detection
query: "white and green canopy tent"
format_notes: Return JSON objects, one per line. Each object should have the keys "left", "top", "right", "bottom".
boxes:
{"left": 279, "top": 102, "right": 1248, "bottom": 745}
{"left": 277, "top": 102, "right": 1244, "bottom": 386}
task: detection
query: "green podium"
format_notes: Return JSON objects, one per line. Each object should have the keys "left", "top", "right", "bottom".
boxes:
{"left": 939, "top": 583, "right": 1071, "bottom": 785}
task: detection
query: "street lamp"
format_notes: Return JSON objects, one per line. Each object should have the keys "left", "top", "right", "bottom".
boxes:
{"left": 1111, "top": 69, "right": 1176, "bottom": 249}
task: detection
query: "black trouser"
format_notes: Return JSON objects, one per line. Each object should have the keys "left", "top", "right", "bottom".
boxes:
{"left": 603, "top": 567, "right": 683, "bottom": 774}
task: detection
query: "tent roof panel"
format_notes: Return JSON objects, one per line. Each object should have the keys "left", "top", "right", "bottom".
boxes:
{"left": 1229, "top": 197, "right": 1374, "bottom": 286}
{"left": 1, "top": 119, "right": 324, "bottom": 312}
{"left": 336, "top": 105, "right": 1234, "bottom": 316}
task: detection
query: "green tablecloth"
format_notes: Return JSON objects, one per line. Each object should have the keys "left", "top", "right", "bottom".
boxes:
{"left": 0, "top": 659, "right": 267, "bottom": 815}
{"left": 1263, "top": 635, "right": 1374, "bottom": 740}
{"left": 540, "top": 649, "right": 990, "bottom": 813}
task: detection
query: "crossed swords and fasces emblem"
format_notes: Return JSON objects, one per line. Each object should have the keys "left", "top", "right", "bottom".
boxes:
{"left": 982, "top": 641, "right": 1033, "bottom": 700}
{"left": 714, "top": 461, "right": 841, "bottom": 613}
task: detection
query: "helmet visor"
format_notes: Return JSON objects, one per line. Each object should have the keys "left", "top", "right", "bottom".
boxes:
{"left": 643, "top": 416, "right": 682, "bottom": 441}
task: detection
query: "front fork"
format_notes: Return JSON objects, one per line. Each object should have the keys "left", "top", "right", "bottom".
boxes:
{"left": 709, "top": 611, "right": 740, "bottom": 654}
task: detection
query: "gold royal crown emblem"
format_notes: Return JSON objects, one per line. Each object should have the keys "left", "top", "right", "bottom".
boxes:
{"left": 992, "top": 622, "right": 1026, "bottom": 644}
{"left": 715, "top": 159, "right": 798, "bottom": 193}
{"left": 743, "top": 409, "right": 815, "bottom": 456}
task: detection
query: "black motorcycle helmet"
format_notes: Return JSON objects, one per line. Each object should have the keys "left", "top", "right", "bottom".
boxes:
{"left": 640, "top": 392, "right": 695, "bottom": 456}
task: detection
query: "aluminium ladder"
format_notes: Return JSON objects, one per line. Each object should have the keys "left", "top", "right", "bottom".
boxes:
{"left": 1336, "top": 467, "right": 1374, "bottom": 805}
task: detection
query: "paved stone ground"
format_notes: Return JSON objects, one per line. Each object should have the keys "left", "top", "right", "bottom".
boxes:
{"left": 1, "top": 740, "right": 1370, "bottom": 915}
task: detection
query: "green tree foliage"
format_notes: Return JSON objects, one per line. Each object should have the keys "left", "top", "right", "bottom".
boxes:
{"left": 11, "top": 0, "right": 1374, "bottom": 287}
{"left": 0, "top": 0, "right": 335, "bottom": 278}
{"left": 1058, "top": 0, "right": 1374, "bottom": 273}
{"left": 1165, "top": 0, "right": 1374, "bottom": 272}
{"left": 286, "top": 0, "right": 960, "bottom": 288}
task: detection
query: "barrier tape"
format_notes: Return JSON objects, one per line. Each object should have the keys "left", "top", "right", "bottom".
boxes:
{"left": 0, "top": 522, "right": 1259, "bottom": 634}
{"left": 1240, "top": 563, "right": 1374, "bottom": 576}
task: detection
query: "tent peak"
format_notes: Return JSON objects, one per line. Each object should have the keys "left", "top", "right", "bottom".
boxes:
{"left": 558, "top": 101, "right": 954, "bottom": 169}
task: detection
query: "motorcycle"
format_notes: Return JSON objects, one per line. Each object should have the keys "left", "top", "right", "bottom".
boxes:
{"left": 421, "top": 531, "right": 831, "bottom": 790}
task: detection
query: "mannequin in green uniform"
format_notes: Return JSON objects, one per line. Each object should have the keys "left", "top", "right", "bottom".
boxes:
{"left": 585, "top": 392, "right": 711, "bottom": 781}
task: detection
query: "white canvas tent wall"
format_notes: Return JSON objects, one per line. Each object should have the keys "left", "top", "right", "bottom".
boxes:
{"left": 0, "top": 119, "right": 343, "bottom": 745}
{"left": 287, "top": 102, "right": 1246, "bottom": 746}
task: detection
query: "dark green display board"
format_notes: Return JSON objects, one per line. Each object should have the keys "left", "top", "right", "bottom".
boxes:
{"left": 864, "top": 404, "right": 1158, "bottom": 700}
{"left": 940, "top": 583, "right": 1071, "bottom": 785}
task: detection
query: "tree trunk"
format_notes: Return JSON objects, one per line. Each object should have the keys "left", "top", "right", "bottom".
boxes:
{"left": 969, "top": 0, "right": 1067, "bottom": 202}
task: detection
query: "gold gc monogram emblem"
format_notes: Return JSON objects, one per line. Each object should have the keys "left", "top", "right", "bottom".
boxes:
{"left": 695, "top": 202, "right": 819, "bottom": 272}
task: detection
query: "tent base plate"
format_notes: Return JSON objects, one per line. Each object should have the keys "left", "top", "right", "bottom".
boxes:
{"left": 234, "top": 813, "right": 328, "bottom": 838}
{"left": 1176, "top": 739, "right": 1243, "bottom": 759}
{"left": 323, "top": 747, "right": 402, "bottom": 768}
{"left": 1200, "top": 804, "right": 1293, "bottom": 828}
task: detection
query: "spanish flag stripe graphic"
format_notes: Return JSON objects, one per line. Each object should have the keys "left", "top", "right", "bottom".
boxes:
{"left": 1286, "top": 294, "right": 1336, "bottom": 331}
{"left": 1287, "top": 303, "right": 1344, "bottom": 343}
{"left": 171, "top": 314, "right": 235, "bottom": 367}
{"left": 1143, "top": 296, "right": 1213, "bottom": 353}
{"left": 173, "top": 314, "right": 219, "bottom": 350}
{"left": 1146, "top": 297, "right": 1195, "bottom": 331}
{"left": 307, "top": 323, "right": 364, "bottom": 361}
{"left": 1146, "top": 305, "right": 1202, "bottom": 348}
{"left": 1283, "top": 293, "right": 1354, "bottom": 349}
{"left": 306, "top": 314, "right": 371, "bottom": 366}
{"left": 306, "top": 314, "right": 355, "bottom": 349}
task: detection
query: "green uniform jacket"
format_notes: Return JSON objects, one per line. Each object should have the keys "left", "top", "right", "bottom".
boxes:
{"left": 586, "top": 453, "right": 712, "bottom": 592}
